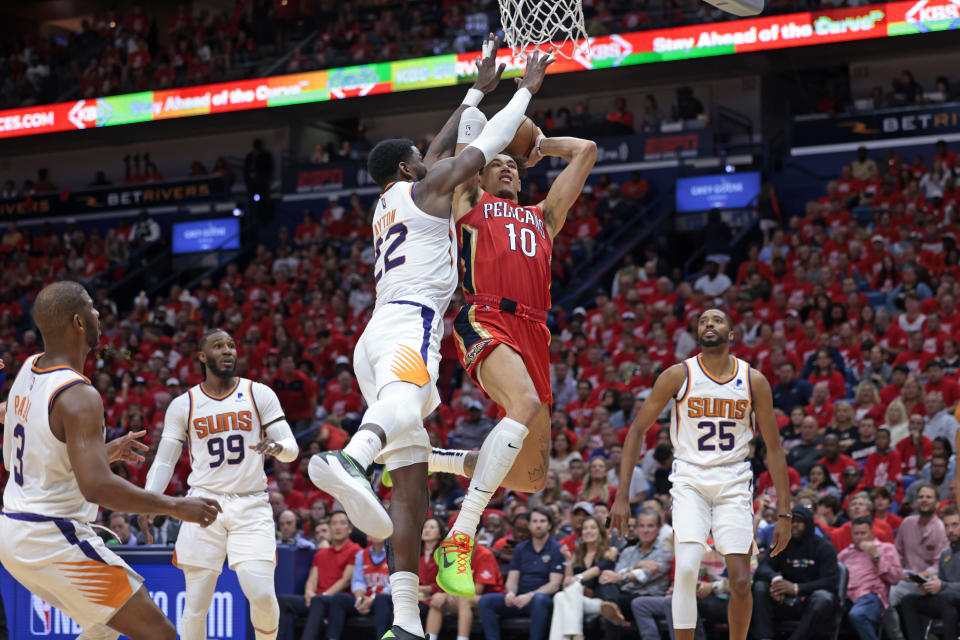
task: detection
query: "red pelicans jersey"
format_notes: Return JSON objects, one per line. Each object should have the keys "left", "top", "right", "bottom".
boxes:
{"left": 456, "top": 191, "right": 553, "bottom": 311}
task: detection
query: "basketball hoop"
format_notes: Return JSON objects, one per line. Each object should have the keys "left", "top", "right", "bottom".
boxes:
{"left": 497, "top": 0, "right": 589, "bottom": 59}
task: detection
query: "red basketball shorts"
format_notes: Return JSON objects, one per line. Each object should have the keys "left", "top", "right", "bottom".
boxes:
{"left": 452, "top": 301, "right": 552, "bottom": 406}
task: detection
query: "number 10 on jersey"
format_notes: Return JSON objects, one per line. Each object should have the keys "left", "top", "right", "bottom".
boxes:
{"left": 504, "top": 223, "right": 537, "bottom": 257}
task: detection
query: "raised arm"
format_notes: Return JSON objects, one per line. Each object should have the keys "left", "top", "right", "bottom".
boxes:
{"left": 610, "top": 363, "right": 686, "bottom": 532}
{"left": 423, "top": 35, "right": 505, "bottom": 168}
{"left": 534, "top": 136, "right": 598, "bottom": 238}
{"left": 415, "top": 50, "right": 553, "bottom": 218}
{"left": 751, "top": 368, "right": 792, "bottom": 557}
{"left": 58, "top": 384, "right": 220, "bottom": 524}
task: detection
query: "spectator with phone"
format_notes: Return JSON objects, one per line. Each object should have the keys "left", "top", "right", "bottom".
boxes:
{"left": 752, "top": 506, "right": 839, "bottom": 640}
{"left": 883, "top": 483, "right": 950, "bottom": 640}
{"left": 899, "top": 505, "right": 960, "bottom": 640}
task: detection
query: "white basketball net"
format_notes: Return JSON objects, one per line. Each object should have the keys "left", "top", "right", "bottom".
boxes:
{"left": 498, "top": 0, "right": 589, "bottom": 59}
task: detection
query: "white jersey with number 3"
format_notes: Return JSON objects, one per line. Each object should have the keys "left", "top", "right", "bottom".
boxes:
{"left": 671, "top": 354, "right": 755, "bottom": 467}
{"left": 2, "top": 354, "right": 98, "bottom": 522}
{"left": 372, "top": 180, "right": 458, "bottom": 313}
{"left": 162, "top": 378, "right": 284, "bottom": 494}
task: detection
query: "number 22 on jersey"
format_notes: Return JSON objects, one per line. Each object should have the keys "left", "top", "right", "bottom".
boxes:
{"left": 374, "top": 219, "right": 407, "bottom": 283}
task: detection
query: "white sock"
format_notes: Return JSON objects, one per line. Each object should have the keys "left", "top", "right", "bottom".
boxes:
{"left": 457, "top": 636, "right": 470, "bottom": 640}
{"left": 428, "top": 635, "right": 439, "bottom": 640}
{"left": 390, "top": 571, "right": 423, "bottom": 636}
{"left": 343, "top": 429, "right": 381, "bottom": 470}
{"left": 429, "top": 448, "right": 467, "bottom": 476}
{"left": 452, "top": 418, "right": 528, "bottom": 537}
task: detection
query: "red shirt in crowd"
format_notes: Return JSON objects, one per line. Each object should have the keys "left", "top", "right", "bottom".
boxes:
{"left": 862, "top": 448, "right": 903, "bottom": 501}
{"left": 895, "top": 436, "right": 933, "bottom": 476}
{"left": 820, "top": 453, "right": 858, "bottom": 485}
{"left": 473, "top": 544, "right": 505, "bottom": 594}
{"left": 312, "top": 539, "right": 362, "bottom": 593}
{"left": 270, "top": 369, "right": 318, "bottom": 421}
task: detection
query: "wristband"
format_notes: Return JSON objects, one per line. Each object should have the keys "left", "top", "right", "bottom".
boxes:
{"left": 778, "top": 513, "right": 793, "bottom": 519}
{"left": 463, "top": 88, "right": 483, "bottom": 107}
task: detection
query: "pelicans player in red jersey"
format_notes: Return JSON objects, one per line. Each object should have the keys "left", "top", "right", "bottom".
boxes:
{"left": 430, "top": 112, "right": 597, "bottom": 596}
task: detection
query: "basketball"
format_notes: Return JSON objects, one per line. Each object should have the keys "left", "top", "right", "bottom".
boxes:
{"left": 505, "top": 116, "right": 538, "bottom": 158}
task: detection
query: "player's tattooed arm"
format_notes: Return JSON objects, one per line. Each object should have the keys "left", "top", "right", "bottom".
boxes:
{"left": 424, "top": 34, "right": 505, "bottom": 168}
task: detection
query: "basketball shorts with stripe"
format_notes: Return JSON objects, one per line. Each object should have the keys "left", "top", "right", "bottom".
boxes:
{"left": 174, "top": 489, "right": 276, "bottom": 572}
{"left": 354, "top": 299, "right": 444, "bottom": 466}
{"left": 669, "top": 458, "right": 757, "bottom": 556}
{"left": 452, "top": 303, "right": 553, "bottom": 405}
{"left": 0, "top": 513, "right": 144, "bottom": 629}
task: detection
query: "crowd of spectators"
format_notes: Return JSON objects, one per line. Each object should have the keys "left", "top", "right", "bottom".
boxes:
{"left": 2, "top": 120, "right": 960, "bottom": 639}
{"left": 1, "top": 0, "right": 892, "bottom": 110}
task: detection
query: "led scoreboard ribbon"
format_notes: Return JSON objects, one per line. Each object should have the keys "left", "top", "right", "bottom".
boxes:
{"left": 0, "top": 0, "right": 956, "bottom": 140}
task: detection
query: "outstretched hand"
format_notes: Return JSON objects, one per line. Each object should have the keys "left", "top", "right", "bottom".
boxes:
{"left": 106, "top": 430, "right": 149, "bottom": 463}
{"left": 250, "top": 438, "right": 282, "bottom": 457}
{"left": 517, "top": 48, "right": 556, "bottom": 95}
{"left": 473, "top": 33, "right": 506, "bottom": 94}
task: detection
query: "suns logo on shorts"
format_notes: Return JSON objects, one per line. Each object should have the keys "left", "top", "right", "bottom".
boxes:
{"left": 464, "top": 339, "right": 492, "bottom": 368}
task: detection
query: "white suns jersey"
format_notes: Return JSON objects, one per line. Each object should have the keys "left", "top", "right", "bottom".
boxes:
{"left": 372, "top": 180, "right": 458, "bottom": 313}
{"left": 671, "top": 354, "right": 756, "bottom": 467}
{"left": 163, "top": 378, "right": 284, "bottom": 494}
{"left": 3, "top": 354, "right": 98, "bottom": 522}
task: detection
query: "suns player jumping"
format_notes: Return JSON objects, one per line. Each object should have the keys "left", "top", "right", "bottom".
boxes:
{"left": 307, "top": 46, "right": 554, "bottom": 640}
{"left": 0, "top": 281, "right": 220, "bottom": 640}
{"left": 141, "top": 328, "right": 299, "bottom": 640}
{"left": 610, "top": 309, "right": 792, "bottom": 640}
{"left": 412, "top": 87, "right": 597, "bottom": 598}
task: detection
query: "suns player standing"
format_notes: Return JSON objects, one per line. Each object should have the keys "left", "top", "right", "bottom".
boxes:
{"left": 141, "top": 328, "right": 299, "bottom": 640}
{"left": 308, "top": 46, "right": 554, "bottom": 640}
{"left": 0, "top": 281, "right": 220, "bottom": 640}
{"left": 611, "top": 309, "right": 793, "bottom": 640}
{"left": 420, "top": 95, "right": 597, "bottom": 598}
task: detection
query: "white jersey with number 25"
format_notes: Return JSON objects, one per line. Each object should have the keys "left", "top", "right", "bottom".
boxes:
{"left": 671, "top": 354, "right": 755, "bottom": 467}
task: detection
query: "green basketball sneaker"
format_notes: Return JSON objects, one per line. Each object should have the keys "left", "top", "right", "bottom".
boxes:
{"left": 433, "top": 530, "right": 476, "bottom": 597}
{"left": 380, "top": 625, "right": 424, "bottom": 639}
{"left": 379, "top": 466, "right": 431, "bottom": 488}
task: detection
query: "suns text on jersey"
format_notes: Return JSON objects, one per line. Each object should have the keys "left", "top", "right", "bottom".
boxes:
{"left": 685, "top": 397, "right": 749, "bottom": 420}
{"left": 482, "top": 200, "right": 546, "bottom": 238}
{"left": 192, "top": 410, "right": 254, "bottom": 439}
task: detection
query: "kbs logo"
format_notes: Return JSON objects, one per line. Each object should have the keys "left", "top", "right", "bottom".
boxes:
{"left": 904, "top": 0, "right": 960, "bottom": 30}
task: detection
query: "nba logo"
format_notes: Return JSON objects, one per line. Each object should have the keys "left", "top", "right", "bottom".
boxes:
{"left": 465, "top": 124, "right": 472, "bottom": 136}
{"left": 31, "top": 594, "right": 52, "bottom": 635}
